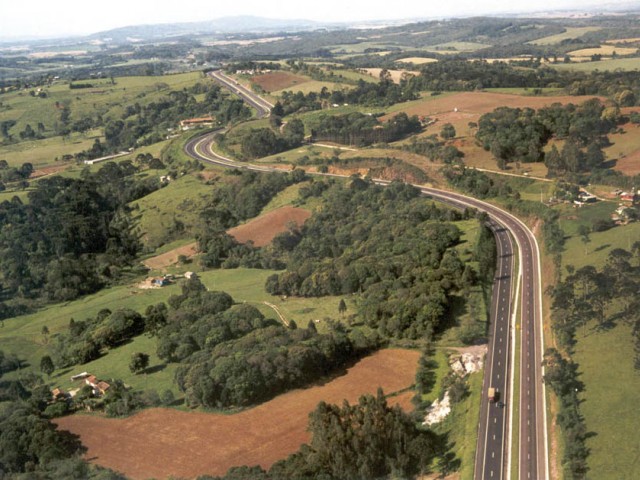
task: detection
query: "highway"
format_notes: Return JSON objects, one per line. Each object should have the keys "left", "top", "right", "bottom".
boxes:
{"left": 208, "top": 69, "right": 273, "bottom": 118}
{"left": 186, "top": 70, "right": 548, "bottom": 480}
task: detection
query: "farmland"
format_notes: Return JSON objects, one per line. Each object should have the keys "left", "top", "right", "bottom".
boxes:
{"left": 55, "top": 348, "right": 421, "bottom": 480}
{"left": 227, "top": 205, "right": 311, "bottom": 247}
{"left": 528, "top": 27, "right": 602, "bottom": 45}
{"left": 251, "top": 71, "right": 310, "bottom": 92}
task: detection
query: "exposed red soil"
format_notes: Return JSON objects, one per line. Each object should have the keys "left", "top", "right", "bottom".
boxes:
{"left": 227, "top": 205, "right": 311, "bottom": 247}
{"left": 55, "top": 349, "right": 420, "bottom": 480}
{"left": 143, "top": 243, "right": 198, "bottom": 270}
{"left": 251, "top": 72, "right": 309, "bottom": 92}
{"left": 30, "top": 163, "right": 71, "bottom": 178}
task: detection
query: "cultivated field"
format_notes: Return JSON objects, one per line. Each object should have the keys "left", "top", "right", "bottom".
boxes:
{"left": 227, "top": 205, "right": 312, "bottom": 247}
{"left": 423, "top": 41, "right": 491, "bottom": 53}
{"left": 251, "top": 71, "right": 310, "bottom": 92}
{"left": 396, "top": 57, "right": 438, "bottom": 65}
{"left": 143, "top": 242, "right": 198, "bottom": 270}
{"left": 551, "top": 56, "right": 640, "bottom": 72}
{"left": 567, "top": 45, "right": 638, "bottom": 58}
{"left": 55, "top": 349, "right": 420, "bottom": 480}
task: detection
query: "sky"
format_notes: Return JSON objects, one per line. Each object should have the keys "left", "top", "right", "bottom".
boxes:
{"left": 0, "top": 0, "right": 630, "bottom": 39}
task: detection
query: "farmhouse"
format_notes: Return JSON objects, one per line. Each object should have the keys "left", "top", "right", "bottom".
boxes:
{"left": 51, "top": 387, "right": 68, "bottom": 401}
{"left": 179, "top": 116, "right": 214, "bottom": 130}
{"left": 84, "top": 375, "right": 111, "bottom": 396}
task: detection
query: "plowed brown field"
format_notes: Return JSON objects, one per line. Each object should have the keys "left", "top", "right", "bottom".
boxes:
{"left": 251, "top": 72, "right": 309, "bottom": 92}
{"left": 227, "top": 205, "right": 311, "bottom": 247}
{"left": 55, "top": 349, "right": 420, "bottom": 480}
{"left": 143, "top": 242, "right": 198, "bottom": 270}
{"left": 384, "top": 91, "right": 602, "bottom": 127}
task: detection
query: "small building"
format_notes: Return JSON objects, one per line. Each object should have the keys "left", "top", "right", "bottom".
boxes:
{"left": 620, "top": 192, "right": 638, "bottom": 204}
{"left": 578, "top": 192, "right": 597, "bottom": 203}
{"left": 51, "top": 388, "right": 68, "bottom": 401}
{"left": 179, "top": 116, "right": 214, "bottom": 130}
{"left": 96, "top": 381, "right": 111, "bottom": 396}
{"left": 184, "top": 271, "right": 198, "bottom": 280}
{"left": 70, "top": 371, "right": 90, "bottom": 381}
{"left": 85, "top": 375, "right": 98, "bottom": 388}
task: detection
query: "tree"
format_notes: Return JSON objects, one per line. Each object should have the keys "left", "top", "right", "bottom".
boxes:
{"left": 338, "top": 299, "right": 347, "bottom": 315}
{"left": 440, "top": 123, "right": 456, "bottom": 140}
{"left": 578, "top": 225, "right": 591, "bottom": 254}
{"left": 40, "top": 355, "right": 55, "bottom": 377}
{"left": 129, "top": 352, "right": 150, "bottom": 374}
{"left": 41, "top": 325, "right": 50, "bottom": 344}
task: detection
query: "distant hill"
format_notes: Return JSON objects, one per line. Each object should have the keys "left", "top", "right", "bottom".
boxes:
{"left": 89, "top": 15, "right": 333, "bottom": 42}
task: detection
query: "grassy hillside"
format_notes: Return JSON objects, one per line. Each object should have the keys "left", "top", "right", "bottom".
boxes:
{"left": 0, "top": 72, "right": 203, "bottom": 143}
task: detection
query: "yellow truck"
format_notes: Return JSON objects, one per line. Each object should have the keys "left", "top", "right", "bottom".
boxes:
{"left": 488, "top": 387, "right": 498, "bottom": 402}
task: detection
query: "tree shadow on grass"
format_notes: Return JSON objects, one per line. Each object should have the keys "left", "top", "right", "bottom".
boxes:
{"left": 142, "top": 364, "right": 167, "bottom": 375}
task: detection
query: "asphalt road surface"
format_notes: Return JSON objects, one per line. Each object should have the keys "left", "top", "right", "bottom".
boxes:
{"left": 184, "top": 73, "right": 548, "bottom": 480}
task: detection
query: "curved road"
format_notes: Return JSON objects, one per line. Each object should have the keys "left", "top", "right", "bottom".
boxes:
{"left": 186, "top": 71, "right": 549, "bottom": 480}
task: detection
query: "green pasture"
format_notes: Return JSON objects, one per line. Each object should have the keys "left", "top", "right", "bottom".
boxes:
{"left": 0, "top": 72, "right": 204, "bottom": 145}
{"left": 0, "top": 130, "right": 101, "bottom": 168}
{"left": 131, "top": 172, "right": 213, "bottom": 249}
{"left": 528, "top": 27, "right": 602, "bottom": 46}
{"left": 573, "top": 322, "right": 640, "bottom": 479}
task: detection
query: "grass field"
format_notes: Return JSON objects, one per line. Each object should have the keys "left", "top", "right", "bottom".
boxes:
{"left": 528, "top": 27, "right": 602, "bottom": 45}
{"left": 0, "top": 72, "right": 203, "bottom": 146}
{"left": 131, "top": 171, "right": 213, "bottom": 249}
{"left": 573, "top": 322, "right": 640, "bottom": 479}
{"left": 0, "top": 130, "right": 101, "bottom": 168}
{"left": 553, "top": 206, "right": 640, "bottom": 478}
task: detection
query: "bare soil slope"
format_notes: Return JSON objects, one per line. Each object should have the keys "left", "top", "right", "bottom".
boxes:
{"left": 56, "top": 349, "right": 420, "bottom": 480}
{"left": 227, "top": 205, "right": 311, "bottom": 247}
{"left": 251, "top": 72, "right": 309, "bottom": 92}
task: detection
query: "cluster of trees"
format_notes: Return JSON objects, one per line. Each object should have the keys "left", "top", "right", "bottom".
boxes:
{"left": 476, "top": 99, "right": 616, "bottom": 171}
{"left": 264, "top": 179, "right": 483, "bottom": 340}
{"left": 0, "top": 362, "right": 126, "bottom": 478}
{"left": 144, "top": 277, "right": 379, "bottom": 409}
{"left": 197, "top": 169, "right": 307, "bottom": 268}
{"left": 308, "top": 112, "right": 421, "bottom": 147}
{"left": 400, "top": 134, "right": 464, "bottom": 164}
{"left": 0, "top": 160, "right": 33, "bottom": 189}
{"left": 442, "top": 165, "right": 515, "bottom": 199}
{"left": 543, "top": 348, "right": 589, "bottom": 479}
{"left": 104, "top": 84, "right": 249, "bottom": 151}
{"left": 548, "top": 246, "right": 640, "bottom": 352}
{"left": 50, "top": 308, "right": 145, "bottom": 367}
{"left": 408, "top": 59, "right": 562, "bottom": 91}
{"left": 239, "top": 118, "right": 305, "bottom": 159}
{"left": 274, "top": 76, "right": 417, "bottom": 117}
{"left": 0, "top": 161, "right": 157, "bottom": 303}
{"left": 206, "top": 390, "right": 442, "bottom": 480}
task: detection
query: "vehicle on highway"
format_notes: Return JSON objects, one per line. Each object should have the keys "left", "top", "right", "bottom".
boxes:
{"left": 488, "top": 387, "right": 499, "bottom": 403}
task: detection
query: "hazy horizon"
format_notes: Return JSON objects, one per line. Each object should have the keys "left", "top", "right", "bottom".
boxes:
{"left": 2, "top": 0, "right": 638, "bottom": 41}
